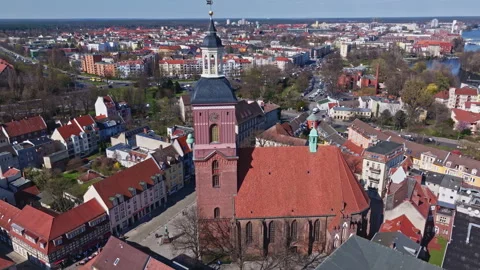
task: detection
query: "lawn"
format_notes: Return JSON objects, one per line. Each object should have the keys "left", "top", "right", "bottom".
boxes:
{"left": 87, "top": 152, "right": 103, "bottom": 161}
{"left": 63, "top": 170, "right": 81, "bottom": 181}
{"left": 429, "top": 237, "right": 448, "bottom": 267}
{"left": 67, "top": 178, "right": 103, "bottom": 199}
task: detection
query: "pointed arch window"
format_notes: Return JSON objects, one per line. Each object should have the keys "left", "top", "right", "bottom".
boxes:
{"left": 291, "top": 220, "right": 298, "bottom": 241}
{"left": 314, "top": 220, "right": 320, "bottom": 241}
{"left": 210, "top": 124, "right": 219, "bottom": 143}
{"left": 214, "top": 207, "right": 220, "bottom": 219}
{"left": 210, "top": 54, "right": 216, "bottom": 74}
{"left": 246, "top": 222, "right": 253, "bottom": 244}
{"left": 269, "top": 221, "right": 276, "bottom": 243}
{"left": 212, "top": 160, "right": 219, "bottom": 174}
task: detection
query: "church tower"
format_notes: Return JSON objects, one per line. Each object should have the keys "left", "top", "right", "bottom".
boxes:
{"left": 191, "top": 5, "right": 238, "bottom": 220}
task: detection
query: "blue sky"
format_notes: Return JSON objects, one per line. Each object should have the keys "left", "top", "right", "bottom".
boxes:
{"left": 1, "top": 0, "right": 479, "bottom": 19}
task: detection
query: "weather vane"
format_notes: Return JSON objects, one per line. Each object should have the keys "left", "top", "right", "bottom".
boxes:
{"left": 206, "top": 0, "right": 214, "bottom": 17}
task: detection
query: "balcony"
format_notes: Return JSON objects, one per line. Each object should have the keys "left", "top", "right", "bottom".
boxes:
{"left": 369, "top": 167, "right": 381, "bottom": 174}
{"left": 368, "top": 176, "right": 380, "bottom": 183}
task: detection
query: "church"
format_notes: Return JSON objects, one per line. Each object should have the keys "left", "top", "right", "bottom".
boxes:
{"left": 190, "top": 9, "right": 370, "bottom": 256}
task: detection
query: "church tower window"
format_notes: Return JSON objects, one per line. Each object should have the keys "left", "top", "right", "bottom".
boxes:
{"left": 212, "top": 175, "right": 220, "bottom": 188}
{"left": 210, "top": 124, "right": 219, "bottom": 143}
{"left": 214, "top": 207, "right": 220, "bottom": 219}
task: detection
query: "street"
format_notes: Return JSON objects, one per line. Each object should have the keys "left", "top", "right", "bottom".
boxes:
{"left": 124, "top": 182, "right": 196, "bottom": 259}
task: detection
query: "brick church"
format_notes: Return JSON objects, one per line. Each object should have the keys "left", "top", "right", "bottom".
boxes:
{"left": 191, "top": 10, "right": 370, "bottom": 256}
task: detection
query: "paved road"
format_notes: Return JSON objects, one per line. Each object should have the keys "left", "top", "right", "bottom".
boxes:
{"left": 125, "top": 183, "right": 196, "bottom": 245}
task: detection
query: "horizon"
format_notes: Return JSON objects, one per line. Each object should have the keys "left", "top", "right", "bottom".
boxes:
{"left": 2, "top": 0, "right": 480, "bottom": 20}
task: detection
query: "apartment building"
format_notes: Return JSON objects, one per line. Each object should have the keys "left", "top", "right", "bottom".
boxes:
{"left": 362, "top": 141, "right": 405, "bottom": 196}
{"left": 10, "top": 200, "right": 109, "bottom": 269}
{"left": 149, "top": 145, "right": 184, "bottom": 195}
{"left": 447, "top": 87, "right": 479, "bottom": 109}
{"left": 95, "top": 95, "right": 132, "bottom": 124}
{"left": 94, "top": 62, "right": 116, "bottom": 78}
{"left": 1, "top": 116, "right": 48, "bottom": 144}
{"left": 51, "top": 115, "right": 99, "bottom": 158}
{"left": 81, "top": 54, "right": 102, "bottom": 75}
{"left": 83, "top": 159, "right": 167, "bottom": 235}
{"left": 159, "top": 59, "right": 201, "bottom": 78}
{"left": 116, "top": 60, "right": 145, "bottom": 79}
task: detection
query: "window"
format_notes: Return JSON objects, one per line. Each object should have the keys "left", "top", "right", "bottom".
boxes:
{"left": 291, "top": 220, "right": 298, "bottom": 241}
{"left": 439, "top": 216, "right": 447, "bottom": 223}
{"left": 314, "top": 220, "right": 320, "bottom": 241}
{"left": 212, "top": 160, "right": 219, "bottom": 174}
{"left": 269, "top": 221, "right": 276, "bottom": 243}
{"left": 212, "top": 175, "right": 220, "bottom": 188}
{"left": 246, "top": 222, "right": 253, "bottom": 244}
{"left": 210, "top": 124, "right": 219, "bottom": 143}
{"left": 53, "top": 238, "right": 63, "bottom": 246}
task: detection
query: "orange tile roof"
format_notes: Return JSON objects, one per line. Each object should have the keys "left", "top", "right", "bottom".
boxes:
{"left": 74, "top": 115, "right": 96, "bottom": 128}
{"left": 56, "top": 124, "right": 82, "bottom": 140}
{"left": 176, "top": 135, "right": 192, "bottom": 154}
{"left": 3, "top": 116, "right": 47, "bottom": 138}
{"left": 235, "top": 146, "right": 369, "bottom": 219}
{"left": 91, "top": 159, "right": 162, "bottom": 209}
{"left": 380, "top": 214, "right": 422, "bottom": 243}
{"left": 454, "top": 87, "right": 478, "bottom": 96}
{"left": 343, "top": 140, "right": 364, "bottom": 155}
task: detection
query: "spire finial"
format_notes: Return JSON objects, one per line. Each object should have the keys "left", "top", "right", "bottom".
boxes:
{"left": 207, "top": 0, "right": 213, "bottom": 17}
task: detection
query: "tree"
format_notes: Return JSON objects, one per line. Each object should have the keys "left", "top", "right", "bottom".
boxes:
{"left": 425, "top": 83, "right": 439, "bottom": 95}
{"left": 320, "top": 53, "right": 344, "bottom": 97}
{"left": 378, "top": 109, "right": 392, "bottom": 126}
{"left": 172, "top": 207, "right": 203, "bottom": 260}
{"left": 400, "top": 79, "right": 433, "bottom": 124}
{"left": 412, "top": 61, "right": 427, "bottom": 73}
{"left": 394, "top": 110, "right": 407, "bottom": 130}
{"left": 455, "top": 121, "right": 470, "bottom": 133}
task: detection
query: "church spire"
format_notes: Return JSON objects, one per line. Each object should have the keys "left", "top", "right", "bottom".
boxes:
{"left": 201, "top": 0, "right": 224, "bottom": 78}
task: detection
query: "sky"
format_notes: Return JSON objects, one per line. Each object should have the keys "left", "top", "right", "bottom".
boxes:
{"left": 1, "top": 0, "right": 480, "bottom": 19}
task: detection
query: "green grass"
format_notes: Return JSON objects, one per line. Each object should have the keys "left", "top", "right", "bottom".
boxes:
{"left": 67, "top": 178, "right": 103, "bottom": 198}
{"left": 429, "top": 237, "right": 448, "bottom": 267}
{"left": 63, "top": 171, "right": 81, "bottom": 181}
{"left": 87, "top": 152, "right": 103, "bottom": 161}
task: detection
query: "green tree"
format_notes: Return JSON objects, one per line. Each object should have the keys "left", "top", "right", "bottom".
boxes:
{"left": 378, "top": 109, "right": 393, "bottom": 126}
{"left": 401, "top": 79, "right": 433, "bottom": 124}
{"left": 394, "top": 110, "right": 407, "bottom": 129}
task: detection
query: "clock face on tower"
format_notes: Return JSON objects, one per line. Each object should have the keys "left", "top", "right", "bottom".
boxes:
{"left": 209, "top": 112, "right": 219, "bottom": 122}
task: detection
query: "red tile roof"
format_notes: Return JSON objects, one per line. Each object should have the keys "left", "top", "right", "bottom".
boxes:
{"left": 454, "top": 87, "right": 478, "bottom": 96}
{"left": 343, "top": 140, "right": 364, "bottom": 155}
{"left": 434, "top": 90, "right": 449, "bottom": 100}
{"left": 451, "top": 108, "right": 480, "bottom": 123}
{"left": 0, "top": 256, "right": 14, "bottom": 270}
{"left": 2, "top": 167, "right": 20, "bottom": 178}
{"left": 380, "top": 214, "right": 422, "bottom": 243}
{"left": 3, "top": 116, "right": 47, "bottom": 138}
{"left": 257, "top": 123, "right": 307, "bottom": 146}
{"left": 145, "top": 257, "right": 175, "bottom": 270}
{"left": 74, "top": 115, "right": 96, "bottom": 129}
{"left": 263, "top": 102, "right": 280, "bottom": 113}
{"left": 0, "top": 200, "right": 20, "bottom": 230}
{"left": 11, "top": 200, "right": 105, "bottom": 254}
{"left": 0, "top": 59, "right": 13, "bottom": 74}
{"left": 176, "top": 135, "right": 192, "bottom": 155}
{"left": 56, "top": 124, "right": 82, "bottom": 140}
{"left": 235, "top": 146, "right": 369, "bottom": 219}
{"left": 91, "top": 159, "right": 162, "bottom": 209}
{"left": 464, "top": 101, "right": 480, "bottom": 109}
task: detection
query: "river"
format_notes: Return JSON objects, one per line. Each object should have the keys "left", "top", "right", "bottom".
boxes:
{"left": 463, "top": 29, "right": 480, "bottom": 52}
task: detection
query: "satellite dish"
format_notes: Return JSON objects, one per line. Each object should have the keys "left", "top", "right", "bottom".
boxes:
{"left": 475, "top": 210, "right": 479, "bottom": 216}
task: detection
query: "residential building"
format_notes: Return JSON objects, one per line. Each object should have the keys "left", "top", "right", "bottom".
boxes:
{"left": 26, "top": 137, "right": 56, "bottom": 168}
{"left": 261, "top": 102, "right": 281, "bottom": 129}
{"left": 178, "top": 95, "right": 192, "bottom": 125}
{"left": 379, "top": 214, "right": 422, "bottom": 243}
{"left": 362, "top": 140, "right": 404, "bottom": 196}
{"left": 358, "top": 96, "right": 402, "bottom": 117}
{"left": 83, "top": 159, "right": 167, "bottom": 235}
{"left": 81, "top": 54, "right": 102, "bottom": 75}
{"left": 433, "top": 206, "right": 454, "bottom": 240}
{"left": 110, "top": 126, "right": 149, "bottom": 147}
{"left": 0, "top": 200, "right": 20, "bottom": 247}
{"left": 149, "top": 145, "right": 184, "bottom": 195}
{"left": 95, "top": 116, "right": 126, "bottom": 142}
{"left": 135, "top": 131, "right": 170, "bottom": 151}
{"left": 0, "top": 146, "right": 19, "bottom": 175}
{"left": 384, "top": 177, "right": 436, "bottom": 237}
{"left": 438, "top": 174, "right": 462, "bottom": 207}
{"left": 171, "top": 135, "right": 194, "bottom": 183}
{"left": 316, "top": 236, "right": 440, "bottom": 270}
{"left": 255, "top": 123, "right": 307, "bottom": 147}
{"left": 12, "top": 142, "right": 36, "bottom": 170}
{"left": 1, "top": 116, "right": 47, "bottom": 144}
{"left": 235, "top": 100, "right": 265, "bottom": 146}
{"left": 116, "top": 60, "right": 145, "bottom": 79}
{"left": 451, "top": 108, "right": 480, "bottom": 134}
{"left": 191, "top": 12, "right": 369, "bottom": 256}
{"left": 51, "top": 115, "right": 99, "bottom": 158}
{"left": 10, "top": 200, "right": 109, "bottom": 269}
{"left": 95, "top": 96, "right": 132, "bottom": 124}
{"left": 159, "top": 59, "right": 201, "bottom": 78}
{"left": 0, "top": 168, "right": 39, "bottom": 207}
{"left": 88, "top": 236, "right": 180, "bottom": 270}
{"left": 371, "top": 231, "right": 425, "bottom": 258}
{"left": 330, "top": 107, "right": 371, "bottom": 120}
{"left": 340, "top": 43, "right": 351, "bottom": 58}
{"left": 447, "top": 87, "right": 479, "bottom": 109}
{"left": 93, "top": 62, "right": 116, "bottom": 78}
{"left": 0, "top": 58, "right": 13, "bottom": 87}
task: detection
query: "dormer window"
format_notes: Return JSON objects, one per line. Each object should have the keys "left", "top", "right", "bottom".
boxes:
{"left": 128, "top": 187, "right": 136, "bottom": 196}
{"left": 140, "top": 181, "right": 147, "bottom": 190}
{"left": 53, "top": 237, "right": 62, "bottom": 246}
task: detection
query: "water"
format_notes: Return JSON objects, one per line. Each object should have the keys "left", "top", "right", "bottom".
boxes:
{"left": 463, "top": 29, "right": 480, "bottom": 52}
